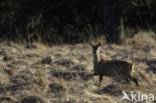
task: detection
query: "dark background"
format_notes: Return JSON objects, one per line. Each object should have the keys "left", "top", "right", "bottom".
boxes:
{"left": 0, "top": 0, "right": 156, "bottom": 44}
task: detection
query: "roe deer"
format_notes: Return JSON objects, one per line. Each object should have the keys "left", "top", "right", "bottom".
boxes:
{"left": 90, "top": 43, "right": 138, "bottom": 87}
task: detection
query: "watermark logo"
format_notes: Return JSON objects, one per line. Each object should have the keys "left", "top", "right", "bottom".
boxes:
{"left": 122, "top": 91, "right": 155, "bottom": 102}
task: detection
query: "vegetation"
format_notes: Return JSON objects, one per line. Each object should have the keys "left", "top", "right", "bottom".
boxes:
{"left": 0, "top": 0, "right": 155, "bottom": 44}
{"left": 0, "top": 1, "right": 155, "bottom": 103}
{"left": 0, "top": 32, "right": 155, "bottom": 103}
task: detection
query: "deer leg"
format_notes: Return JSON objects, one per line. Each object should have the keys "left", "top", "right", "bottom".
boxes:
{"left": 93, "top": 73, "right": 99, "bottom": 86}
{"left": 120, "top": 74, "right": 131, "bottom": 85}
{"left": 125, "top": 73, "right": 139, "bottom": 86}
{"left": 129, "top": 76, "right": 139, "bottom": 86}
{"left": 98, "top": 74, "right": 103, "bottom": 87}
{"left": 132, "top": 77, "right": 139, "bottom": 86}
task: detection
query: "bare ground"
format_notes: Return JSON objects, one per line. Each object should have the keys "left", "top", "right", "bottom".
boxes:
{"left": 0, "top": 32, "right": 156, "bottom": 103}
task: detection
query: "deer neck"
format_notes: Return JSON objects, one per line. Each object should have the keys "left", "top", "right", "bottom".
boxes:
{"left": 93, "top": 50, "right": 100, "bottom": 64}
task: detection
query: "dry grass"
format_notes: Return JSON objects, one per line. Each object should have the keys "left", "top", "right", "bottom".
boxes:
{"left": 0, "top": 32, "right": 155, "bottom": 103}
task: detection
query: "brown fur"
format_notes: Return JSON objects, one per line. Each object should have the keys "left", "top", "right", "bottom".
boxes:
{"left": 90, "top": 43, "right": 139, "bottom": 87}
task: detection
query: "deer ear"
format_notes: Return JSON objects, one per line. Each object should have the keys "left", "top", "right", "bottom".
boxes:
{"left": 89, "top": 43, "right": 93, "bottom": 46}
{"left": 98, "top": 42, "right": 101, "bottom": 46}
